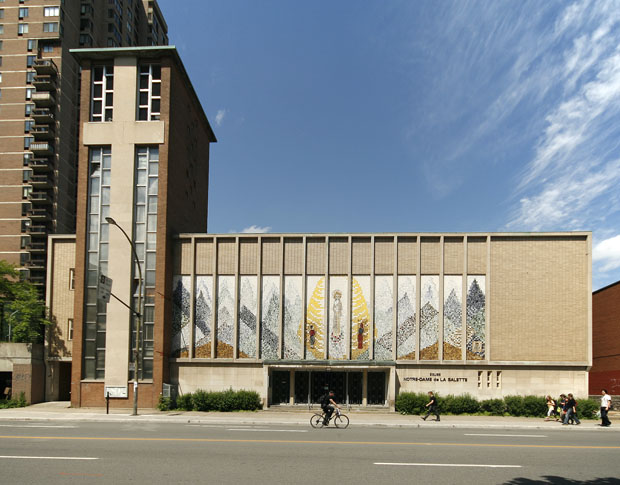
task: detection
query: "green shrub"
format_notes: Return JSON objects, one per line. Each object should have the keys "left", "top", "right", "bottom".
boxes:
{"left": 157, "top": 395, "right": 175, "bottom": 411}
{"left": 176, "top": 392, "right": 193, "bottom": 411}
{"left": 0, "top": 392, "right": 27, "bottom": 409}
{"left": 395, "top": 392, "right": 428, "bottom": 415}
{"left": 234, "top": 390, "right": 262, "bottom": 411}
{"left": 523, "top": 395, "right": 546, "bottom": 417}
{"left": 575, "top": 398, "right": 598, "bottom": 419}
{"left": 480, "top": 398, "right": 506, "bottom": 415}
{"left": 442, "top": 394, "right": 479, "bottom": 414}
{"left": 504, "top": 395, "right": 526, "bottom": 416}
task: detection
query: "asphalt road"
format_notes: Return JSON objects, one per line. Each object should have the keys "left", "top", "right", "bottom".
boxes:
{"left": 0, "top": 420, "right": 618, "bottom": 484}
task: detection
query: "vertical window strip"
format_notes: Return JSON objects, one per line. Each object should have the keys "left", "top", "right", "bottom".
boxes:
{"left": 83, "top": 147, "right": 111, "bottom": 379}
{"left": 137, "top": 64, "right": 161, "bottom": 121}
{"left": 131, "top": 146, "right": 158, "bottom": 379}
{"left": 91, "top": 65, "right": 114, "bottom": 122}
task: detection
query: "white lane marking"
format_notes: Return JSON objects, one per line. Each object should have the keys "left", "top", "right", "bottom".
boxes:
{"left": 0, "top": 456, "right": 98, "bottom": 460}
{"left": 464, "top": 433, "right": 547, "bottom": 438}
{"left": 227, "top": 428, "right": 308, "bottom": 433}
{"left": 375, "top": 463, "right": 521, "bottom": 468}
{"left": 0, "top": 425, "right": 77, "bottom": 429}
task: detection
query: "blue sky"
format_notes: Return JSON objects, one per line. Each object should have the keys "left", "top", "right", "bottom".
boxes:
{"left": 159, "top": 0, "right": 620, "bottom": 290}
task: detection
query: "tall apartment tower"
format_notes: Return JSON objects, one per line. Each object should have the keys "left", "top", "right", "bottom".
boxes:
{"left": 0, "top": 0, "right": 168, "bottom": 292}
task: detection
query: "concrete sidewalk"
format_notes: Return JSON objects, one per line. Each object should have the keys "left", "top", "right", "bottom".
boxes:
{"left": 0, "top": 402, "right": 617, "bottom": 430}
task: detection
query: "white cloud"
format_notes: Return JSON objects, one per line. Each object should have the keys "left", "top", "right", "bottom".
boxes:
{"left": 593, "top": 234, "right": 620, "bottom": 272}
{"left": 241, "top": 225, "right": 271, "bottom": 234}
{"left": 215, "top": 109, "right": 226, "bottom": 126}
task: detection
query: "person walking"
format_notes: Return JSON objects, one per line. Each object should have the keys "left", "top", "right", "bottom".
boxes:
{"left": 563, "top": 393, "right": 580, "bottom": 425}
{"left": 421, "top": 391, "right": 440, "bottom": 421}
{"left": 600, "top": 389, "right": 612, "bottom": 427}
{"left": 544, "top": 395, "right": 557, "bottom": 421}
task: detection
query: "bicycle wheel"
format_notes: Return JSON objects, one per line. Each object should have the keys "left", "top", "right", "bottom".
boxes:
{"left": 310, "top": 414, "right": 325, "bottom": 428}
{"left": 333, "top": 414, "right": 349, "bottom": 429}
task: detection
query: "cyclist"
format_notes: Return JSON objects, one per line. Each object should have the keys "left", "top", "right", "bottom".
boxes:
{"left": 320, "top": 390, "right": 340, "bottom": 425}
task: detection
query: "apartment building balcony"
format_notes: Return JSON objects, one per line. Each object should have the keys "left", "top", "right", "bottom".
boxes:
{"left": 32, "top": 109, "right": 55, "bottom": 124}
{"left": 26, "top": 257, "right": 46, "bottom": 270}
{"left": 27, "top": 191, "right": 53, "bottom": 205}
{"left": 30, "top": 142, "right": 54, "bottom": 156}
{"left": 27, "top": 224, "right": 49, "bottom": 235}
{"left": 28, "top": 273, "right": 46, "bottom": 286}
{"left": 32, "top": 92, "right": 56, "bottom": 107}
{"left": 33, "top": 59, "right": 58, "bottom": 76}
{"left": 26, "top": 241, "right": 47, "bottom": 252}
{"left": 28, "top": 174, "right": 53, "bottom": 189}
{"left": 32, "top": 125, "right": 55, "bottom": 141}
{"left": 29, "top": 158, "right": 53, "bottom": 172}
{"left": 33, "top": 76, "right": 57, "bottom": 91}
{"left": 26, "top": 208, "right": 52, "bottom": 222}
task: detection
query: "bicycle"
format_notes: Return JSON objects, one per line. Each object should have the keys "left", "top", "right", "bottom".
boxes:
{"left": 310, "top": 407, "right": 349, "bottom": 429}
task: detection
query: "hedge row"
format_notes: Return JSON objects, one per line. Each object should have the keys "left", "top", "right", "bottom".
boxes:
{"left": 395, "top": 392, "right": 599, "bottom": 419}
{"left": 158, "top": 389, "right": 262, "bottom": 412}
{"left": 0, "top": 392, "right": 27, "bottom": 409}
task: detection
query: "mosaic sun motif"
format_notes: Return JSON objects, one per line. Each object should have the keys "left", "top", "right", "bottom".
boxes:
{"left": 216, "top": 275, "right": 235, "bottom": 358}
{"left": 420, "top": 275, "right": 439, "bottom": 360}
{"left": 374, "top": 275, "right": 393, "bottom": 360}
{"left": 194, "top": 276, "right": 213, "bottom": 358}
{"left": 397, "top": 275, "right": 416, "bottom": 360}
{"left": 171, "top": 275, "right": 191, "bottom": 358}
{"left": 304, "top": 276, "right": 325, "bottom": 360}
{"left": 351, "top": 276, "right": 371, "bottom": 360}
{"left": 283, "top": 276, "right": 302, "bottom": 360}
{"left": 328, "top": 276, "right": 348, "bottom": 360}
{"left": 261, "top": 276, "right": 280, "bottom": 360}
{"left": 238, "top": 276, "right": 257, "bottom": 358}
{"left": 467, "top": 275, "right": 485, "bottom": 360}
{"left": 443, "top": 275, "right": 462, "bottom": 360}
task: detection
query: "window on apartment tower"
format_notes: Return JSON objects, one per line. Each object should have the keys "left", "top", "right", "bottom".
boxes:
{"left": 25, "top": 103, "right": 34, "bottom": 115}
{"left": 18, "top": 7, "right": 28, "bottom": 19}
{"left": 137, "top": 64, "right": 161, "bottom": 121}
{"left": 0, "top": 26, "right": 4, "bottom": 35}
{"left": 0, "top": 9, "right": 4, "bottom": 19}
{"left": 67, "top": 319, "right": 73, "bottom": 340}
{"left": 26, "top": 55, "right": 35, "bottom": 67}
{"left": 26, "top": 71, "right": 34, "bottom": 84}
{"left": 27, "top": 39, "right": 36, "bottom": 51}
{"left": 44, "top": 6, "right": 59, "bottom": 16}
{"left": 91, "top": 65, "right": 113, "bottom": 122}
{"left": 18, "top": 23, "right": 28, "bottom": 35}
{"left": 43, "top": 23, "right": 59, "bottom": 33}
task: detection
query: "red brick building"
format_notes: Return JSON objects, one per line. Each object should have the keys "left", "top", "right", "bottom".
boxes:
{"left": 590, "top": 280, "right": 620, "bottom": 397}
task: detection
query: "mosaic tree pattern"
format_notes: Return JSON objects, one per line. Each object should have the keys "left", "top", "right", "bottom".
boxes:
{"left": 238, "top": 276, "right": 257, "bottom": 358}
{"left": 351, "top": 276, "right": 371, "bottom": 360}
{"left": 443, "top": 275, "right": 462, "bottom": 360}
{"left": 397, "top": 275, "right": 416, "bottom": 360}
{"left": 467, "top": 275, "right": 486, "bottom": 360}
{"left": 304, "top": 276, "right": 325, "bottom": 360}
{"left": 194, "top": 276, "right": 213, "bottom": 358}
{"left": 420, "top": 275, "right": 439, "bottom": 360}
{"left": 374, "top": 275, "right": 393, "bottom": 360}
{"left": 328, "top": 276, "right": 348, "bottom": 360}
{"left": 216, "top": 276, "right": 235, "bottom": 358}
{"left": 261, "top": 276, "right": 280, "bottom": 360}
{"left": 171, "top": 275, "right": 191, "bottom": 357}
{"left": 283, "top": 276, "right": 302, "bottom": 359}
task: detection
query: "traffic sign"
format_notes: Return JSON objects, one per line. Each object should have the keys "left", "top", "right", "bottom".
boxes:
{"left": 98, "top": 274, "right": 113, "bottom": 303}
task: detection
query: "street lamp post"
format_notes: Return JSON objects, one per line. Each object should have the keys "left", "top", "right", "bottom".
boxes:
{"left": 105, "top": 216, "right": 142, "bottom": 416}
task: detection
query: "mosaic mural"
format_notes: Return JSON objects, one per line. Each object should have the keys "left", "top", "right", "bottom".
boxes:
{"left": 238, "top": 276, "right": 257, "bottom": 358}
{"left": 216, "top": 275, "right": 235, "bottom": 358}
{"left": 397, "top": 275, "right": 416, "bottom": 360}
{"left": 374, "top": 275, "right": 393, "bottom": 360}
{"left": 466, "top": 275, "right": 486, "bottom": 360}
{"left": 283, "top": 276, "right": 303, "bottom": 359}
{"left": 351, "top": 276, "right": 371, "bottom": 360}
{"left": 443, "top": 275, "right": 462, "bottom": 360}
{"left": 305, "top": 276, "right": 325, "bottom": 360}
{"left": 171, "top": 275, "right": 191, "bottom": 358}
{"left": 261, "top": 276, "right": 280, "bottom": 360}
{"left": 194, "top": 276, "right": 213, "bottom": 358}
{"left": 328, "top": 276, "right": 348, "bottom": 360}
{"left": 420, "top": 275, "right": 439, "bottom": 360}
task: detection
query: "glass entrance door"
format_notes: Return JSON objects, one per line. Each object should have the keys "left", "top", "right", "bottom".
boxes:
{"left": 271, "top": 370, "right": 290, "bottom": 404}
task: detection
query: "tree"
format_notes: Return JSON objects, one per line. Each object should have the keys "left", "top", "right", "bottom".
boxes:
{"left": 0, "top": 260, "right": 51, "bottom": 343}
